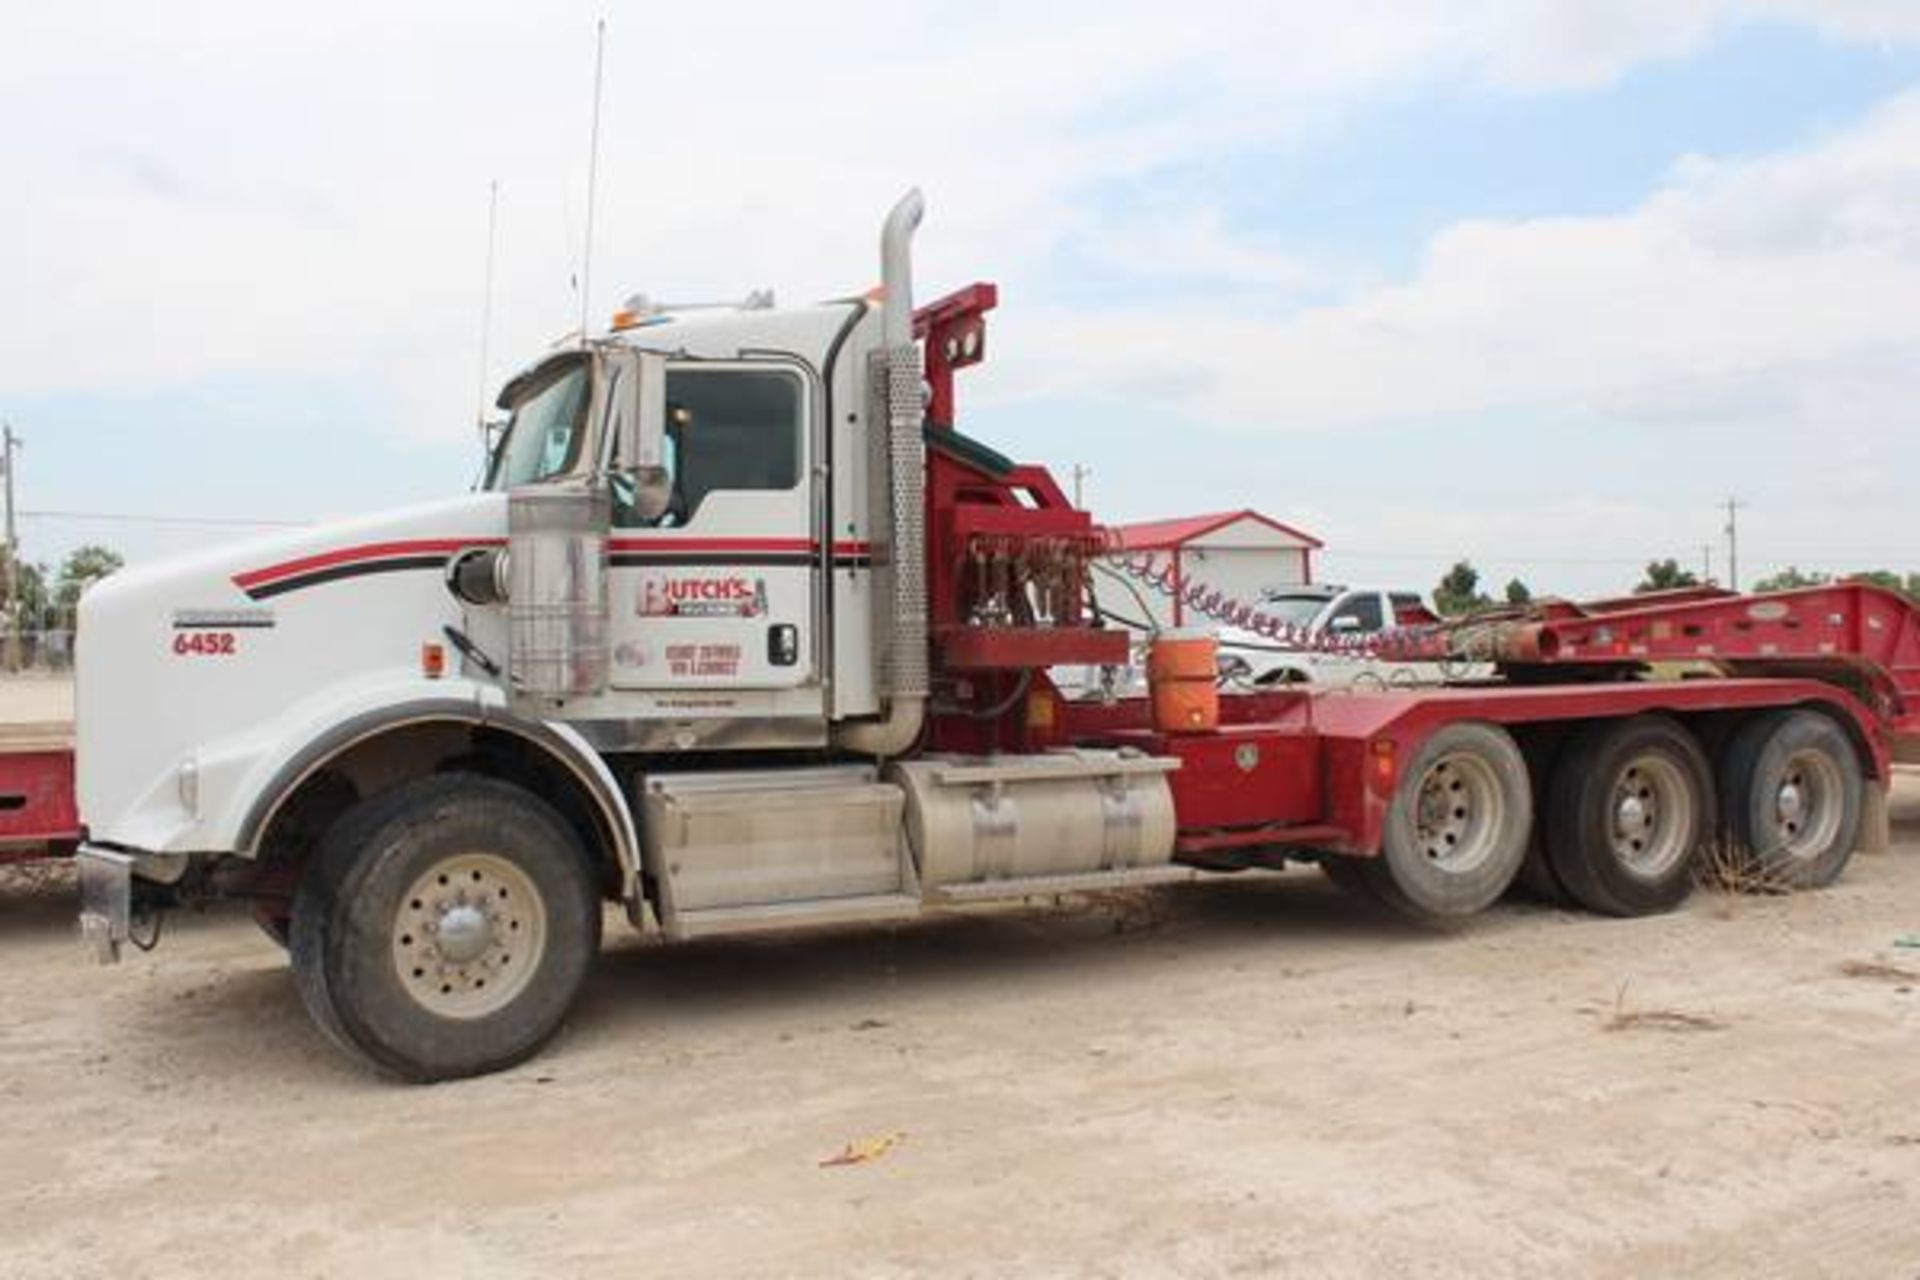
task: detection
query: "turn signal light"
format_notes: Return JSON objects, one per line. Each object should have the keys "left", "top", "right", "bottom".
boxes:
{"left": 421, "top": 642, "right": 446, "bottom": 679}
{"left": 1370, "top": 738, "right": 1397, "bottom": 790}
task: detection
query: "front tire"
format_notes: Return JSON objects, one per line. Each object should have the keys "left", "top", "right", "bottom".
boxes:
{"left": 290, "top": 774, "right": 602, "bottom": 1082}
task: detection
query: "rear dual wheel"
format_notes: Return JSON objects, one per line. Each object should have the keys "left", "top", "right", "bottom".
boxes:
{"left": 1545, "top": 716, "right": 1712, "bottom": 917}
{"left": 1720, "top": 710, "right": 1862, "bottom": 889}
{"left": 1363, "top": 722, "right": 1534, "bottom": 921}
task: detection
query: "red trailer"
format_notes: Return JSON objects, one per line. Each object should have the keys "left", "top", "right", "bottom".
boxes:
{"left": 0, "top": 720, "right": 79, "bottom": 867}
{"left": 912, "top": 284, "right": 1905, "bottom": 923}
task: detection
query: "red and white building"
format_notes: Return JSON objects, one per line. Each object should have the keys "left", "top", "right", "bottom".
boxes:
{"left": 1108, "top": 509, "right": 1323, "bottom": 629}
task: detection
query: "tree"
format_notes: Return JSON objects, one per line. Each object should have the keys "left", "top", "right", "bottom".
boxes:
{"left": 53, "top": 544, "right": 124, "bottom": 624}
{"left": 1634, "top": 559, "right": 1700, "bottom": 594}
{"left": 1434, "top": 560, "right": 1491, "bottom": 617}
{"left": 1503, "top": 578, "right": 1533, "bottom": 606}
{"left": 0, "top": 547, "right": 50, "bottom": 628}
{"left": 1750, "top": 566, "right": 1830, "bottom": 594}
{"left": 1840, "top": 569, "right": 1920, "bottom": 601}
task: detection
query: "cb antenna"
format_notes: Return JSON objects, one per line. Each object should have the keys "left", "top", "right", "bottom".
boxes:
{"left": 578, "top": 18, "right": 607, "bottom": 346}
{"left": 475, "top": 178, "right": 499, "bottom": 441}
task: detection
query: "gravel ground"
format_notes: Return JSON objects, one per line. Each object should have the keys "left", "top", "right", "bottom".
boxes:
{"left": 2, "top": 777, "right": 1918, "bottom": 1279}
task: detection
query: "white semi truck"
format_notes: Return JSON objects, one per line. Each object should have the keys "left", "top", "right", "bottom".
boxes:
{"left": 74, "top": 192, "right": 1895, "bottom": 1081}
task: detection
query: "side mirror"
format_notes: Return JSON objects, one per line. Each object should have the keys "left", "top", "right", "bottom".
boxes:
{"left": 604, "top": 347, "right": 671, "bottom": 521}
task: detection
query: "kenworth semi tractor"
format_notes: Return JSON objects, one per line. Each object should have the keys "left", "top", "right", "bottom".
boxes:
{"left": 75, "top": 192, "right": 1914, "bottom": 1080}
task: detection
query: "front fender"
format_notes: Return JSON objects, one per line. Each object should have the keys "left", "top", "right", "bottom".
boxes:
{"left": 97, "top": 672, "right": 641, "bottom": 894}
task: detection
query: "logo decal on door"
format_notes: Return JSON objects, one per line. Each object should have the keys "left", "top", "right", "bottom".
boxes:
{"left": 639, "top": 574, "right": 769, "bottom": 619}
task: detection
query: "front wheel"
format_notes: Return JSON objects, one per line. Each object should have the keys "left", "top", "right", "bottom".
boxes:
{"left": 290, "top": 774, "right": 603, "bottom": 1082}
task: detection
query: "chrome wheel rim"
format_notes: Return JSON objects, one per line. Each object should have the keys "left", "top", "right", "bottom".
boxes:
{"left": 392, "top": 853, "right": 546, "bottom": 1019}
{"left": 1609, "top": 754, "right": 1694, "bottom": 879}
{"left": 1413, "top": 752, "right": 1505, "bottom": 874}
{"left": 1770, "top": 749, "right": 1843, "bottom": 861}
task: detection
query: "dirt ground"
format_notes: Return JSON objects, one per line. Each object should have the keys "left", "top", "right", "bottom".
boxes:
{"left": 3, "top": 779, "right": 1919, "bottom": 1279}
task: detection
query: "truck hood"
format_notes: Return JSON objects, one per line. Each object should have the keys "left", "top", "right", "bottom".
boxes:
{"left": 77, "top": 493, "right": 507, "bottom": 854}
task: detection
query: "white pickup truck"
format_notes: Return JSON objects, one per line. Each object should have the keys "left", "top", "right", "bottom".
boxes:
{"left": 1216, "top": 585, "right": 1473, "bottom": 688}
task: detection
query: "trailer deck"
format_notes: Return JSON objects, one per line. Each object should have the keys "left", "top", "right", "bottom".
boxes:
{"left": 0, "top": 680, "right": 78, "bottom": 865}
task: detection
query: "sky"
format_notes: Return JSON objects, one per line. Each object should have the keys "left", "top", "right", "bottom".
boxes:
{"left": 5, "top": 1, "right": 1920, "bottom": 599}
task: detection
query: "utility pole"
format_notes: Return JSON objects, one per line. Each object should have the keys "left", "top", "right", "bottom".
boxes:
{"left": 1070, "top": 463, "right": 1091, "bottom": 509}
{"left": 1, "top": 425, "right": 19, "bottom": 672}
{"left": 1722, "top": 497, "right": 1746, "bottom": 593}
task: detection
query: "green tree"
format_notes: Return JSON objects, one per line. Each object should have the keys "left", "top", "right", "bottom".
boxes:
{"left": 1503, "top": 578, "right": 1533, "bottom": 606}
{"left": 1841, "top": 569, "right": 1920, "bottom": 600}
{"left": 1750, "top": 566, "right": 1830, "bottom": 594}
{"left": 53, "top": 544, "right": 124, "bottom": 623}
{"left": 1435, "top": 560, "right": 1490, "bottom": 617}
{"left": 1634, "top": 558, "right": 1701, "bottom": 594}
{"left": 1, "top": 548, "right": 50, "bottom": 630}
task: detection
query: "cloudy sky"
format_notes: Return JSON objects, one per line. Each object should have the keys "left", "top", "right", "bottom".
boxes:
{"left": 5, "top": 1, "right": 1920, "bottom": 597}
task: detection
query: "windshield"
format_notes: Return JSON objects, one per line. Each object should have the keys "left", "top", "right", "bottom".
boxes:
{"left": 1256, "top": 593, "right": 1335, "bottom": 626}
{"left": 487, "top": 360, "right": 591, "bottom": 490}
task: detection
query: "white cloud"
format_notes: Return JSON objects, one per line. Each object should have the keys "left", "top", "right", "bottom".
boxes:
{"left": 1010, "top": 86, "right": 1920, "bottom": 454}
{"left": 5, "top": 0, "right": 1914, "bottom": 442}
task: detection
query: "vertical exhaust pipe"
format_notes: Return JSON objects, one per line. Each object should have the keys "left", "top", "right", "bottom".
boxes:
{"left": 836, "top": 189, "right": 929, "bottom": 757}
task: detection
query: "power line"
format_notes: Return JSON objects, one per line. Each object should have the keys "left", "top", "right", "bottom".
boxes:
{"left": 20, "top": 509, "right": 308, "bottom": 529}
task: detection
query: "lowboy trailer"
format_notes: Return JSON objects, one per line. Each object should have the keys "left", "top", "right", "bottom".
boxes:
{"left": 72, "top": 192, "right": 1914, "bottom": 1080}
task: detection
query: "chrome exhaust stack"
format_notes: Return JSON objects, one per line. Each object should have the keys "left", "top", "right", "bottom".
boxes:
{"left": 836, "top": 189, "right": 929, "bottom": 757}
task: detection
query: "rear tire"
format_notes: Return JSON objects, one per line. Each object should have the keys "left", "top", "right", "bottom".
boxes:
{"left": 1719, "top": 710, "right": 1863, "bottom": 889}
{"left": 1371, "top": 722, "right": 1532, "bottom": 921}
{"left": 289, "top": 774, "right": 602, "bottom": 1082}
{"left": 1545, "top": 715, "right": 1712, "bottom": 917}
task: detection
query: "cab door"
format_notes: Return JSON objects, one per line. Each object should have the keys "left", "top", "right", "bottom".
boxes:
{"left": 606, "top": 362, "right": 816, "bottom": 691}
{"left": 1305, "top": 589, "right": 1388, "bottom": 686}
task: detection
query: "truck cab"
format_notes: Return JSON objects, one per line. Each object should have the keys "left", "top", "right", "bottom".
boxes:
{"left": 74, "top": 193, "right": 1182, "bottom": 1079}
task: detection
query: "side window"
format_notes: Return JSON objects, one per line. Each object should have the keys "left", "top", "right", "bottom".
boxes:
{"left": 616, "top": 367, "right": 803, "bottom": 527}
{"left": 1326, "top": 592, "right": 1384, "bottom": 634}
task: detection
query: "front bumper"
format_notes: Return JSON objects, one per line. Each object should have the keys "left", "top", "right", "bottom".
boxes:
{"left": 77, "top": 845, "right": 136, "bottom": 964}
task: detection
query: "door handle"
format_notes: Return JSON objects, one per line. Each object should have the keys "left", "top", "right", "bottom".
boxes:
{"left": 768, "top": 623, "right": 799, "bottom": 667}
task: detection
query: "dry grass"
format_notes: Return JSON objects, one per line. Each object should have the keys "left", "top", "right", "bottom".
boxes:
{"left": 1837, "top": 958, "right": 1919, "bottom": 983}
{"left": 1602, "top": 980, "right": 1727, "bottom": 1034}
{"left": 1693, "top": 839, "right": 1803, "bottom": 918}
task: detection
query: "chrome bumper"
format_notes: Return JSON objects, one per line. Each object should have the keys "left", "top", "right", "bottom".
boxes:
{"left": 77, "top": 845, "right": 136, "bottom": 964}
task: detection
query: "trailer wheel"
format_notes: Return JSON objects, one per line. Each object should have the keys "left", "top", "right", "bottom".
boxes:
{"left": 1545, "top": 716, "right": 1711, "bottom": 916}
{"left": 289, "top": 774, "right": 602, "bottom": 1082}
{"left": 1719, "top": 710, "right": 1863, "bottom": 890}
{"left": 1372, "top": 722, "right": 1532, "bottom": 920}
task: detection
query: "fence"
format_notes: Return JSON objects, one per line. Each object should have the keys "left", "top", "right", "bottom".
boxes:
{"left": 4, "top": 631, "right": 74, "bottom": 673}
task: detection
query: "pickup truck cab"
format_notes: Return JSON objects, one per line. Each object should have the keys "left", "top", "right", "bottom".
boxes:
{"left": 1217, "top": 585, "right": 1465, "bottom": 687}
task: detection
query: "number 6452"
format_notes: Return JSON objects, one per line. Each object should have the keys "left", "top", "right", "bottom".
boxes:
{"left": 172, "top": 631, "right": 236, "bottom": 656}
